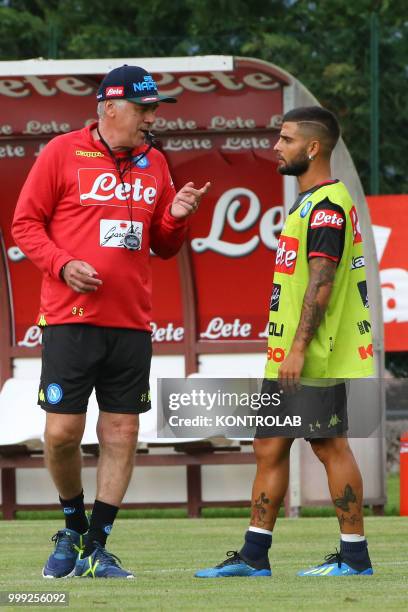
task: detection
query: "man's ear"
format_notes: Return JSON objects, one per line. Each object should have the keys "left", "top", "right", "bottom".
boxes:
{"left": 104, "top": 100, "right": 116, "bottom": 118}
{"left": 308, "top": 139, "right": 321, "bottom": 159}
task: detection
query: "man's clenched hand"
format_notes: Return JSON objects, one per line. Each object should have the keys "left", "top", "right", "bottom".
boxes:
{"left": 62, "top": 260, "right": 103, "bottom": 293}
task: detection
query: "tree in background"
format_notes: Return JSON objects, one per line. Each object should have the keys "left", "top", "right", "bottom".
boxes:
{"left": 1, "top": 0, "right": 407, "bottom": 373}
{"left": 0, "top": 3, "right": 45, "bottom": 59}
{"left": 1, "top": 0, "right": 406, "bottom": 195}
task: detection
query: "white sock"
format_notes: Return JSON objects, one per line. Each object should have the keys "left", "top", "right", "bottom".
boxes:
{"left": 248, "top": 526, "right": 272, "bottom": 536}
{"left": 340, "top": 533, "right": 366, "bottom": 543}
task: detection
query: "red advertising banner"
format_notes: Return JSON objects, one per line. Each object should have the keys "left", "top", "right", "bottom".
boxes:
{"left": 367, "top": 195, "right": 408, "bottom": 351}
{"left": 1, "top": 65, "right": 407, "bottom": 352}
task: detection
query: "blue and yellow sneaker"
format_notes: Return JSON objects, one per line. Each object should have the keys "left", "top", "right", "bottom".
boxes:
{"left": 75, "top": 542, "right": 134, "bottom": 579}
{"left": 195, "top": 550, "right": 271, "bottom": 578}
{"left": 42, "top": 529, "right": 84, "bottom": 578}
{"left": 298, "top": 549, "right": 373, "bottom": 576}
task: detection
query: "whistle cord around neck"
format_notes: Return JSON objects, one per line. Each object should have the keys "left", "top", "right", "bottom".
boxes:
{"left": 97, "top": 127, "right": 138, "bottom": 231}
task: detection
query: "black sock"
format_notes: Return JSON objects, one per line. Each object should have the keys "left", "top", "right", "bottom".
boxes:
{"left": 240, "top": 529, "right": 272, "bottom": 562}
{"left": 82, "top": 500, "right": 119, "bottom": 557}
{"left": 340, "top": 539, "right": 371, "bottom": 571}
{"left": 59, "top": 490, "right": 88, "bottom": 535}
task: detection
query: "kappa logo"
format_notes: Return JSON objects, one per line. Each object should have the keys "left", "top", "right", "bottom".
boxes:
{"left": 349, "top": 206, "right": 362, "bottom": 244}
{"left": 100, "top": 219, "right": 143, "bottom": 249}
{"left": 105, "top": 86, "right": 124, "bottom": 97}
{"left": 37, "top": 314, "right": 47, "bottom": 327}
{"left": 275, "top": 235, "right": 299, "bottom": 275}
{"left": 76, "top": 150, "right": 104, "bottom": 158}
{"left": 310, "top": 209, "right": 344, "bottom": 229}
{"left": 269, "top": 283, "right": 281, "bottom": 311}
{"left": 78, "top": 169, "right": 157, "bottom": 209}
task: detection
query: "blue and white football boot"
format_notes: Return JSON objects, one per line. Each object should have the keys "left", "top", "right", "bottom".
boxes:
{"left": 195, "top": 550, "right": 271, "bottom": 578}
{"left": 298, "top": 549, "right": 373, "bottom": 576}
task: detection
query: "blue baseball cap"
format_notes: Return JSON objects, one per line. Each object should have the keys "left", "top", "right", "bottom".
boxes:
{"left": 96, "top": 65, "right": 177, "bottom": 104}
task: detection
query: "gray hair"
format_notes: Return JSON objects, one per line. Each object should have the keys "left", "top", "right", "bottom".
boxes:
{"left": 97, "top": 99, "right": 127, "bottom": 118}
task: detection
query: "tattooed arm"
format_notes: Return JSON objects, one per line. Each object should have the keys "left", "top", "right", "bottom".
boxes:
{"left": 278, "top": 257, "right": 336, "bottom": 386}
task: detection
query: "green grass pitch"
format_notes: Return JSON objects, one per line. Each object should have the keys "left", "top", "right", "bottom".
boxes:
{"left": 0, "top": 517, "right": 406, "bottom": 610}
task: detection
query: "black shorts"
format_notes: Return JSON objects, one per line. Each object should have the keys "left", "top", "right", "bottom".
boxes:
{"left": 255, "top": 378, "right": 348, "bottom": 440}
{"left": 39, "top": 325, "right": 152, "bottom": 415}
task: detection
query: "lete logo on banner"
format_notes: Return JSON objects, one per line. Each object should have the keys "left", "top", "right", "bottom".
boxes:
{"left": 7, "top": 191, "right": 408, "bottom": 351}
{"left": 368, "top": 195, "right": 408, "bottom": 351}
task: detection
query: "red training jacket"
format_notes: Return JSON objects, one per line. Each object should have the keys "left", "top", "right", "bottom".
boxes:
{"left": 12, "top": 122, "right": 187, "bottom": 330}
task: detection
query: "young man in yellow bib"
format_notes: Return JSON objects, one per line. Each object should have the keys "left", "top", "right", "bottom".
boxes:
{"left": 196, "top": 106, "right": 374, "bottom": 578}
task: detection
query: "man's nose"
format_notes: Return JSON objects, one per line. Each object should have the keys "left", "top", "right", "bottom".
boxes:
{"left": 144, "top": 110, "right": 156, "bottom": 123}
{"left": 273, "top": 139, "right": 281, "bottom": 152}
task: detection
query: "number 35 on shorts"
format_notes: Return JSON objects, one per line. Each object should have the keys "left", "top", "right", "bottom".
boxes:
{"left": 71, "top": 306, "right": 84, "bottom": 316}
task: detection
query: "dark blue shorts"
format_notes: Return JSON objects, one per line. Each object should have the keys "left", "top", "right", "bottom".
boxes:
{"left": 255, "top": 378, "right": 348, "bottom": 439}
{"left": 38, "top": 324, "right": 152, "bottom": 415}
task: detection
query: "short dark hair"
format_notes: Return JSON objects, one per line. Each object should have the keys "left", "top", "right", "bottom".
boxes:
{"left": 282, "top": 106, "right": 340, "bottom": 154}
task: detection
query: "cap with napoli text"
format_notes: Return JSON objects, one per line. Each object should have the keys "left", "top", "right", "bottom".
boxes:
{"left": 96, "top": 65, "right": 177, "bottom": 104}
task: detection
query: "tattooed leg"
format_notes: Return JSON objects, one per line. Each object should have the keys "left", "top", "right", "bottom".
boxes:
{"left": 251, "top": 492, "right": 271, "bottom": 527}
{"left": 310, "top": 437, "right": 364, "bottom": 535}
{"left": 250, "top": 437, "right": 293, "bottom": 531}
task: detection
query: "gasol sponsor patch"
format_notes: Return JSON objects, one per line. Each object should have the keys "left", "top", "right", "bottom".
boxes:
{"left": 100, "top": 219, "right": 143, "bottom": 249}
